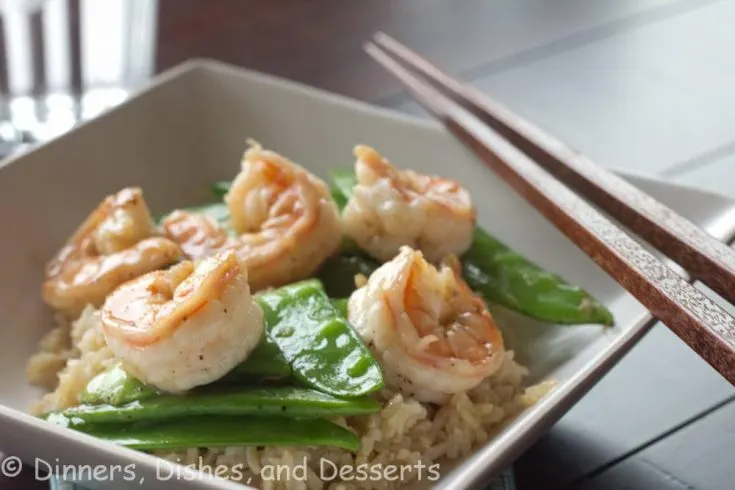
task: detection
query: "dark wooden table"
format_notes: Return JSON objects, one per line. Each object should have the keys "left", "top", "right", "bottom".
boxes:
{"left": 156, "top": 1, "right": 735, "bottom": 489}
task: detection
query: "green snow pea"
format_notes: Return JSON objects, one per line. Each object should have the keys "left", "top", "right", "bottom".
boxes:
{"left": 53, "top": 386, "right": 380, "bottom": 425}
{"left": 257, "top": 280, "right": 383, "bottom": 397}
{"left": 222, "top": 336, "right": 292, "bottom": 381}
{"left": 328, "top": 168, "right": 357, "bottom": 211}
{"left": 462, "top": 227, "right": 613, "bottom": 325}
{"left": 330, "top": 298, "right": 349, "bottom": 318}
{"left": 316, "top": 254, "right": 380, "bottom": 298}
{"left": 326, "top": 169, "right": 364, "bottom": 252}
{"left": 327, "top": 168, "right": 613, "bottom": 326}
{"left": 83, "top": 341, "right": 291, "bottom": 406}
{"left": 46, "top": 414, "right": 359, "bottom": 451}
{"left": 211, "top": 181, "right": 232, "bottom": 198}
{"left": 80, "top": 365, "right": 158, "bottom": 406}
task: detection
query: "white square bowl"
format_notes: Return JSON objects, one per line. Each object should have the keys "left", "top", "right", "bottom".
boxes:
{"left": 1, "top": 60, "right": 735, "bottom": 490}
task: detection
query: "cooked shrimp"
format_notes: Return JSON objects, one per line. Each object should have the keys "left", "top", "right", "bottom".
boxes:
{"left": 42, "top": 188, "right": 181, "bottom": 316}
{"left": 162, "top": 210, "right": 236, "bottom": 260}
{"left": 348, "top": 246, "right": 504, "bottom": 403}
{"left": 163, "top": 145, "right": 342, "bottom": 291}
{"left": 101, "top": 250, "right": 264, "bottom": 393}
{"left": 342, "top": 145, "right": 476, "bottom": 263}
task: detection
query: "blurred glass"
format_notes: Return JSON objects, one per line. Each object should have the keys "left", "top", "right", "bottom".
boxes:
{"left": 0, "top": 0, "right": 158, "bottom": 154}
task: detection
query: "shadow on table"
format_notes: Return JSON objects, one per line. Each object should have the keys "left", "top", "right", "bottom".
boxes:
{"left": 514, "top": 427, "right": 615, "bottom": 490}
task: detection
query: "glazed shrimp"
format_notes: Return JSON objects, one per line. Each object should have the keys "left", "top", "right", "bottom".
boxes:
{"left": 348, "top": 246, "right": 504, "bottom": 403}
{"left": 163, "top": 145, "right": 342, "bottom": 291}
{"left": 342, "top": 145, "right": 476, "bottom": 263}
{"left": 42, "top": 188, "right": 181, "bottom": 316}
{"left": 101, "top": 250, "right": 264, "bottom": 393}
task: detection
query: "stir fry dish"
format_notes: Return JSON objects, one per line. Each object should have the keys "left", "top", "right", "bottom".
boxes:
{"left": 27, "top": 142, "right": 611, "bottom": 489}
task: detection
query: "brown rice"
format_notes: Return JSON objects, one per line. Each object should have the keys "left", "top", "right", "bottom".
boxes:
{"left": 27, "top": 306, "right": 552, "bottom": 489}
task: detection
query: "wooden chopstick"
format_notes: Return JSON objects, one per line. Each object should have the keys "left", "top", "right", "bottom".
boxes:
{"left": 364, "top": 40, "right": 735, "bottom": 385}
{"left": 372, "top": 31, "right": 735, "bottom": 309}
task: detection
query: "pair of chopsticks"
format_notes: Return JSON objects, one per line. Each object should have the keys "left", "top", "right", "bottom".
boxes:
{"left": 365, "top": 33, "right": 735, "bottom": 385}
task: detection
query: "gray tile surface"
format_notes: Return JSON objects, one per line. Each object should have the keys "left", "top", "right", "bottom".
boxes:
{"left": 323, "top": 0, "right": 689, "bottom": 102}
{"left": 514, "top": 323, "right": 734, "bottom": 489}
{"left": 575, "top": 458, "right": 696, "bottom": 490}
{"left": 634, "top": 399, "right": 735, "bottom": 489}
{"left": 395, "top": 0, "right": 735, "bottom": 176}
{"left": 574, "top": 400, "right": 735, "bottom": 490}
{"left": 673, "top": 153, "right": 735, "bottom": 199}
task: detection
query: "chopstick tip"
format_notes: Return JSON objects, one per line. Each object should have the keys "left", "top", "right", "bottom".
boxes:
{"left": 363, "top": 41, "right": 381, "bottom": 58}
{"left": 373, "top": 31, "right": 390, "bottom": 43}
{"left": 373, "top": 31, "right": 402, "bottom": 52}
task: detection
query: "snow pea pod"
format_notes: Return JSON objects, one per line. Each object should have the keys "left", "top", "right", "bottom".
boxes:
{"left": 46, "top": 414, "right": 359, "bottom": 451}
{"left": 462, "top": 227, "right": 614, "bottom": 325}
{"left": 222, "top": 335, "right": 292, "bottom": 381}
{"left": 54, "top": 386, "right": 380, "bottom": 425}
{"left": 257, "top": 280, "right": 383, "bottom": 397}
{"left": 328, "top": 168, "right": 357, "bottom": 211}
{"left": 330, "top": 298, "right": 348, "bottom": 318}
{"left": 317, "top": 253, "right": 379, "bottom": 298}
{"left": 80, "top": 365, "right": 158, "bottom": 406}
{"left": 327, "top": 168, "right": 614, "bottom": 326}
{"left": 211, "top": 180, "right": 231, "bottom": 198}
{"left": 83, "top": 341, "right": 291, "bottom": 406}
